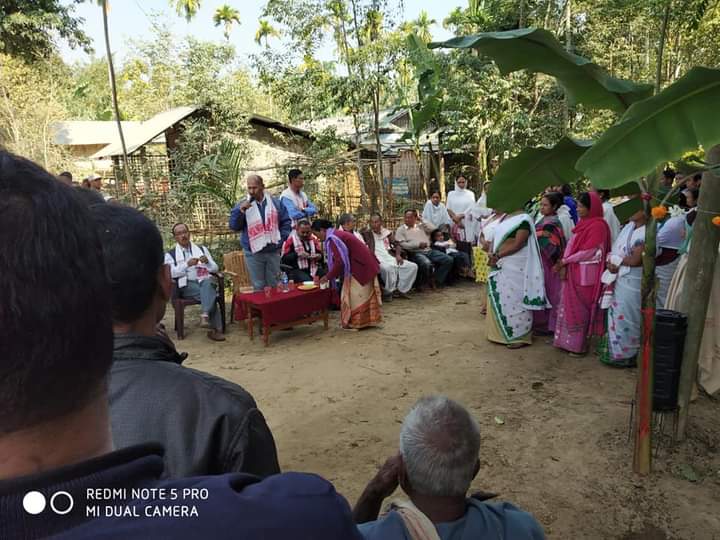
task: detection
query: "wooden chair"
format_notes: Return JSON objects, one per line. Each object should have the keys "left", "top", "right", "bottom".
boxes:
{"left": 172, "top": 273, "right": 226, "bottom": 340}
{"left": 223, "top": 251, "right": 253, "bottom": 323}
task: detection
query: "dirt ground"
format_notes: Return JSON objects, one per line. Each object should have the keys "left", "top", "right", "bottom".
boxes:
{"left": 164, "top": 282, "right": 720, "bottom": 539}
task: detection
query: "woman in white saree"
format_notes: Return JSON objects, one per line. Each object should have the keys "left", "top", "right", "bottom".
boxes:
{"left": 598, "top": 210, "right": 649, "bottom": 367}
{"left": 486, "top": 212, "right": 547, "bottom": 348}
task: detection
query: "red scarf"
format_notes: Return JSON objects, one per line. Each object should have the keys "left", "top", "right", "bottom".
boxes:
{"left": 566, "top": 191, "right": 611, "bottom": 258}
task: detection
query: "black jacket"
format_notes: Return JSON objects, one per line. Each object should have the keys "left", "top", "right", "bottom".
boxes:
{"left": 109, "top": 334, "right": 280, "bottom": 478}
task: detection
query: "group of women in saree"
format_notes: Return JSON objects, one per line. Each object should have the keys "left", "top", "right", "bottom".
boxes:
{"left": 469, "top": 187, "right": 642, "bottom": 365}
{"left": 475, "top": 183, "right": 715, "bottom": 386}
{"left": 476, "top": 190, "right": 614, "bottom": 354}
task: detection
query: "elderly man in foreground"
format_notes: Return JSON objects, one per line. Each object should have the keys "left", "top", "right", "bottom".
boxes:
{"left": 354, "top": 396, "right": 545, "bottom": 539}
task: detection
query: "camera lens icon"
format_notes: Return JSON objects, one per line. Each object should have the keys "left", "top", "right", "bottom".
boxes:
{"left": 23, "top": 491, "right": 74, "bottom": 515}
{"left": 23, "top": 491, "right": 46, "bottom": 515}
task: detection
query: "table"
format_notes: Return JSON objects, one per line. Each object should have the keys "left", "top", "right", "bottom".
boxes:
{"left": 234, "top": 287, "right": 331, "bottom": 346}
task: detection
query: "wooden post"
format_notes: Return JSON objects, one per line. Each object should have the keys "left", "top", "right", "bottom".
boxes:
{"left": 676, "top": 144, "right": 720, "bottom": 440}
{"left": 634, "top": 171, "right": 659, "bottom": 475}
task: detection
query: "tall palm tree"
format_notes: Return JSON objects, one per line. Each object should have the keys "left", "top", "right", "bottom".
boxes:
{"left": 97, "top": 0, "right": 135, "bottom": 203}
{"left": 170, "top": 0, "right": 202, "bottom": 22}
{"left": 254, "top": 19, "right": 280, "bottom": 47}
{"left": 213, "top": 4, "right": 240, "bottom": 40}
{"left": 412, "top": 10, "right": 437, "bottom": 43}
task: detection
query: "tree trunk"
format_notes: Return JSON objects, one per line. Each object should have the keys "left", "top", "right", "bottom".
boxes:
{"left": 655, "top": 0, "right": 672, "bottom": 94}
{"left": 519, "top": 0, "right": 525, "bottom": 28}
{"left": 414, "top": 142, "right": 428, "bottom": 202}
{"left": 438, "top": 133, "right": 447, "bottom": 202}
{"left": 634, "top": 172, "right": 659, "bottom": 475}
{"left": 349, "top": 0, "right": 374, "bottom": 211}
{"left": 336, "top": 13, "right": 369, "bottom": 211}
{"left": 373, "top": 86, "right": 384, "bottom": 214}
{"left": 477, "top": 137, "right": 488, "bottom": 185}
{"left": 101, "top": 0, "right": 135, "bottom": 204}
{"left": 676, "top": 144, "right": 720, "bottom": 440}
{"left": 562, "top": 0, "right": 572, "bottom": 134}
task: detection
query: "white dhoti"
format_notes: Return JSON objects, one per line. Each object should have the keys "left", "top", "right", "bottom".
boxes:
{"left": 379, "top": 260, "right": 418, "bottom": 294}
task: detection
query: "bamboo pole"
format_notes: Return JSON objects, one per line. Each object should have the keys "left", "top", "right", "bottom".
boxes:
{"left": 633, "top": 1, "right": 673, "bottom": 474}
{"left": 634, "top": 172, "right": 658, "bottom": 475}
{"left": 100, "top": 0, "right": 135, "bottom": 205}
{"left": 676, "top": 144, "right": 720, "bottom": 440}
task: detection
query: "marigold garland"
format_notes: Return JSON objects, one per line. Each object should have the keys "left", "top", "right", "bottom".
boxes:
{"left": 712, "top": 216, "right": 720, "bottom": 227}
{"left": 651, "top": 206, "right": 668, "bottom": 220}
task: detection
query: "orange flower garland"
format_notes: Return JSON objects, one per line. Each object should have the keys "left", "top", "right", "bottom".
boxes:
{"left": 651, "top": 206, "right": 668, "bottom": 220}
{"left": 712, "top": 216, "right": 720, "bottom": 227}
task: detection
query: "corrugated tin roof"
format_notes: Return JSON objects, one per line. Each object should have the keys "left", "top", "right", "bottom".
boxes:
{"left": 51, "top": 120, "right": 141, "bottom": 146}
{"left": 90, "top": 106, "right": 200, "bottom": 159}
{"left": 54, "top": 107, "right": 315, "bottom": 159}
{"left": 300, "top": 108, "right": 409, "bottom": 140}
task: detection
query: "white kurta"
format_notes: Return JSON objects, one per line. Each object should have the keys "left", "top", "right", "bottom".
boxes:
{"left": 372, "top": 230, "right": 418, "bottom": 294}
{"left": 446, "top": 184, "right": 476, "bottom": 242}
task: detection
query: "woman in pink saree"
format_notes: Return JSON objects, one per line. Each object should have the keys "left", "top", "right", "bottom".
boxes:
{"left": 553, "top": 191, "right": 611, "bottom": 355}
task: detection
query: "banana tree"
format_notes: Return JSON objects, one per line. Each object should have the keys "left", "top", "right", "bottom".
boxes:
{"left": 430, "top": 27, "right": 720, "bottom": 474}
{"left": 402, "top": 33, "right": 444, "bottom": 199}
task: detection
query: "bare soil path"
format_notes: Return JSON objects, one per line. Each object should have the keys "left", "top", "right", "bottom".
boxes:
{"left": 165, "top": 283, "right": 720, "bottom": 539}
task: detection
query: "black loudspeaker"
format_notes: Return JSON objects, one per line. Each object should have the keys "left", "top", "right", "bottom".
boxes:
{"left": 653, "top": 309, "right": 687, "bottom": 411}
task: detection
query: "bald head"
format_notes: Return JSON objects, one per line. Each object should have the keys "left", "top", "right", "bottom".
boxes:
{"left": 247, "top": 175, "right": 264, "bottom": 200}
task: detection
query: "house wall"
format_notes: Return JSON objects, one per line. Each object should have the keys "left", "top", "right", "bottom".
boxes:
{"left": 381, "top": 149, "right": 432, "bottom": 203}
{"left": 245, "top": 124, "right": 310, "bottom": 190}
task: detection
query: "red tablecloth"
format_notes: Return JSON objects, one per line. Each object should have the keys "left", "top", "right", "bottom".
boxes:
{"left": 234, "top": 287, "right": 331, "bottom": 325}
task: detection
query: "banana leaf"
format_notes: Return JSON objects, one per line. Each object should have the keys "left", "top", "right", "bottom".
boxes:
{"left": 577, "top": 67, "right": 720, "bottom": 189}
{"left": 430, "top": 28, "right": 652, "bottom": 113}
{"left": 487, "top": 137, "right": 592, "bottom": 212}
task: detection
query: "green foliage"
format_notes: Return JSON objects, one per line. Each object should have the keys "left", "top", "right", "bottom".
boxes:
{"left": 431, "top": 27, "right": 654, "bottom": 113}
{"left": 0, "top": 0, "right": 91, "bottom": 61}
{"left": 409, "top": 10, "right": 437, "bottom": 43}
{"left": 487, "top": 137, "right": 592, "bottom": 212}
{"left": 213, "top": 5, "right": 241, "bottom": 41}
{"left": 577, "top": 67, "right": 720, "bottom": 188}
{"left": 0, "top": 54, "right": 72, "bottom": 170}
{"left": 174, "top": 138, "right": 250, "bottom": 211}
{"left": 65, "top": 58, "right": 113, "bottom": 120}
{"left": 76, "top": 23, "right": 275, "bottom": 122}
{"left": 255, "top": 20, "right": 281, "bottom": 47}
{"left": 170, "top": 0, "right": 202, "bottom": 22}
{"left": 254, "top": 51, "right": 343, "bottom": 122}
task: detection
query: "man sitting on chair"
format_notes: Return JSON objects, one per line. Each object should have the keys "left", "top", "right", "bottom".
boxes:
{"left": 164, "top": 223, "right": 225, "bottom": 342}
{"left": 281, "top": 219, "right": 325, "bottom": 283}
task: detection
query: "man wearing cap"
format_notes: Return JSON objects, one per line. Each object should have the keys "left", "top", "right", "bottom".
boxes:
{"left": 86, "top": 173, "right": 112, "bottom": 201}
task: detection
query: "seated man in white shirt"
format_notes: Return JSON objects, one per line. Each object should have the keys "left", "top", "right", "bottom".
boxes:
{"left": 164, "top": 223, "right": 225, "bottom": 342}
{"left": 365, "top": 214, "right": 418, "bottom": 300}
